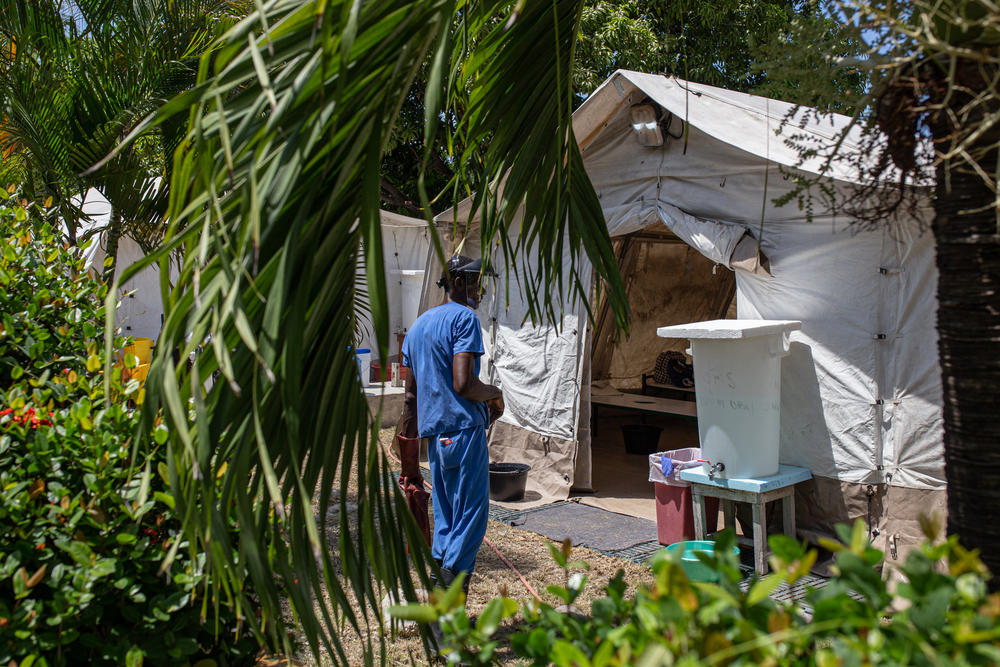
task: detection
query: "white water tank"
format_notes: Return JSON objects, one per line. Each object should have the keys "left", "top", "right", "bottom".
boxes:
{"left": 356, "top": 348, "right": 371, "bottom": 388}
{"left": 656, "top": 320, "right": 801, "bottom": 480}
{"left": 392, "top": 269, "right": 425, "bottom": 332}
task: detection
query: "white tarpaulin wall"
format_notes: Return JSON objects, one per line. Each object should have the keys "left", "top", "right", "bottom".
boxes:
{"left": 423, "top": 71, "right": 946, "bottom": 560}
{"left": 417, "top": 217, "right": 593, "bottom": 502}
{"left": 76, "top": 187, "right": 172, "bottom": 342}
{"left": 356, "top": 211, "right": 432, "bottom": 365}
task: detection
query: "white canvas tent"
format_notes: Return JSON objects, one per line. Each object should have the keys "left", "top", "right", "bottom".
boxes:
{"left": 77, "top": 187, "right": 430, "bottom": 362}
{"left": 420, "top": 70, "right": 945, "bottom": 565}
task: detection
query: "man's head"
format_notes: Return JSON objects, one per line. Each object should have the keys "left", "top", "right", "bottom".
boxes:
{"left": 437, "top": 255, "right": 496, "bottom": 310}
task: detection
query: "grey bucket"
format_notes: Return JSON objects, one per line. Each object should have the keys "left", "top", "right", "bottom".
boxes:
{"left": 489, "top": 462, "right": 530, "bottom": 502}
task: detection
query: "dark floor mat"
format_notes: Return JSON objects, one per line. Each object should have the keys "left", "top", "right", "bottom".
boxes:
{"left": 514, "top": 502, "right": 658, "bottom": 551}
{"left": 488, "top": 500, "right": 575, "bottom": 525}
{"left": 596, "top": 540, "right": 664, "bottom": 564}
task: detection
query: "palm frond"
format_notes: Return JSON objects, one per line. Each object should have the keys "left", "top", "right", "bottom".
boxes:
{"left": 103, "top": 0, "right": 628, "bottom": 662}
{"left": 111, "top": 1, "right": 457, "bottom": 659}
{"left": 454, "top": 0, "right": 628, "bottom": 329}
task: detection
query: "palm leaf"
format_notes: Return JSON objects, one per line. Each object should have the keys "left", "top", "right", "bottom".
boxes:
{"left": 103, "top": 0, "right": 628, "bottom": 662}
{"left": 455, "top": 0, "right": 628, "bottom": 329}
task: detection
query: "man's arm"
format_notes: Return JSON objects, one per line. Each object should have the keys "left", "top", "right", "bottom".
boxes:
{"left": 453, "top": 352, "right": 502, "bottom": 403}
{"left": 397, "top": 367, "right": 419, "bottom": 440}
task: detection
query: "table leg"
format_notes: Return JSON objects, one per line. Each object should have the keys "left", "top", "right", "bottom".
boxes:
{"left": 752, "top": 501, "right": 767, "bottom": 575}
{"left": 783, "top": 492, "right": 797, "bottom": 539}
{"left": 722, "top": 499, "right": 735, "bottom": 534}
{"left": 692, "top": 491, "right": 707, "bottom": 541}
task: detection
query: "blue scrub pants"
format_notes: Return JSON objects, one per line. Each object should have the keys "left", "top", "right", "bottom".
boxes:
{"left": 428, "top": 425, "right": 489, "bottom": 574}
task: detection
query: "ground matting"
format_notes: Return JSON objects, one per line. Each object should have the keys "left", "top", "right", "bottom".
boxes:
{"left": 513, "top": 501, "right": 658, "bottom": 551}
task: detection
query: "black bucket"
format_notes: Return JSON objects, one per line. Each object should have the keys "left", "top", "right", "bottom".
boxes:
{"left": 489, "top": 462, "right": 531, "bottom": 502}
{"left": 621, "top": 424, "right": 664, "bottom": 455}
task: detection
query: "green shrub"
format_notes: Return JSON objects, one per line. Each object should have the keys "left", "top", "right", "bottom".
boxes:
{"left": 392, "top": 519, "right": 1000, "bottom": 666}
{"left": 0, "top": 197, "right": 257, "bottom": 667}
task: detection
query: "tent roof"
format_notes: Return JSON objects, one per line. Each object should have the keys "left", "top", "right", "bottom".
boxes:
{"left": 575, "top": 70, "right": 863, "bottom": 183}
{"left": 380, "top": 209, "right": 429, "bottom": 227}
{"left": 438, "top": 70, "right": 863, "bottom": 224}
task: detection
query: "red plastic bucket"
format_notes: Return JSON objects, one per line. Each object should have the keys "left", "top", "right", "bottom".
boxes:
{"left": 654, "top": 483, "right": 720, "bottom": 546}
{"left": 371, "top": 363, "right": 407, "bottom": 382}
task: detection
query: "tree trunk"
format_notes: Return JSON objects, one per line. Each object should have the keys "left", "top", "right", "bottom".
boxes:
{"left": 930, "top": 58, "right": 1000, "bottom": 588}
{"left": 66, "top": 216, "right": 77, "bottom": 247}
{"left": 103, "top": 207, "right": 122, "bottom": 283}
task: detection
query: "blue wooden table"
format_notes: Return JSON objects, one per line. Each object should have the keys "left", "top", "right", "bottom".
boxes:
{"left": 679, "top": 465, "right": 812, "bottom": 574}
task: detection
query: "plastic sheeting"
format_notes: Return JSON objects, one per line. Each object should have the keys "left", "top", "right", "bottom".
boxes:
{"left": 417, "top": 220, "right": 591, "bottom": 444}
{"left": 418, "top": 222, "right": 593, "bottom": 500}
{"left": 649, "top": 448, "right": 703, "bottom": 486}
{"left": 480, "top": 242, "right": 592, "bottom": 444}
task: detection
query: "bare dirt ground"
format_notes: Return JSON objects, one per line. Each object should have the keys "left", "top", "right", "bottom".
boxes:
{"left": 276, "top": 428, "right": 656, "bottom": 667}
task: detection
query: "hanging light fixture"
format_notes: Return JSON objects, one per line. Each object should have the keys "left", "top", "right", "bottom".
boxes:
{"left": 630, "top": 103, "right": 663, "bottom": 147}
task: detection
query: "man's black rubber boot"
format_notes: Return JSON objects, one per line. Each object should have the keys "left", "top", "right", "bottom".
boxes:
{"left": 428, "top": 620, "right": 446, "bottom": 658}
{"left": 461, "top": 573, "right": 475, "bottom": 630}
{"left": 427, "top": 568, "right": 459, "bottom": 660}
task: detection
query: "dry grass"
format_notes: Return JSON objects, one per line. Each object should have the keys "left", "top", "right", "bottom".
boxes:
{"left": 281, "top": 428, "right": 656, "bottom": 667}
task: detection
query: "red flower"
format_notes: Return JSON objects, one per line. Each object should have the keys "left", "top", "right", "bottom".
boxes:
{"left": 0, "top": 407, "right": 53, "bottom": 429}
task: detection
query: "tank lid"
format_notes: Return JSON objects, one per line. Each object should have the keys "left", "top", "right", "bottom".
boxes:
{"left": 657, "top": 319, "right": 801, "bottom": 339}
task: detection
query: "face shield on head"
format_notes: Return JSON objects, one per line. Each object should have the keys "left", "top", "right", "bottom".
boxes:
{"left": 439, "top": 256, "right": 497, "bottom": 311}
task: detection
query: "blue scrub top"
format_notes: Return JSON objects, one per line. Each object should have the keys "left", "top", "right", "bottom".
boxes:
{"left": 402, "top": 301, "right": 489, "bottom": 438}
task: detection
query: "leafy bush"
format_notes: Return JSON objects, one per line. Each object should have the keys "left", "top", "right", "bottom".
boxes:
{"left": 0, "top": 198, "right": 257, "bottom": 667}
{"left": 393, "top": 518, "right": 1000, "bottom": 666}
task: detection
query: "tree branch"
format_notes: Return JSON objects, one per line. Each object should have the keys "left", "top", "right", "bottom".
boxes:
{"left": 379, "top": 176, "right": 424, "bottom": 215}
{"left": 406, "top": 143, "right": 455, "bottom": 180}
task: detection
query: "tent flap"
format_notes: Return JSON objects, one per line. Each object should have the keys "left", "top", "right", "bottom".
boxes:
{"left": 729, "top": 233, "right": 772, "bottom": 277}
{"left": 605, "top": 200, "right": 750, "bottom": 269}
{"left": 656, "top": 202, "right": 747, "bottom": 267}
{"left": 489, "top": 421, "right": 575, "bottom": 506}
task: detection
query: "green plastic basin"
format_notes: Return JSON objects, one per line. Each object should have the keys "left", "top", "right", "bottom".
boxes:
{"left": 665, "top": 540, "right": 740, "bottom": 582}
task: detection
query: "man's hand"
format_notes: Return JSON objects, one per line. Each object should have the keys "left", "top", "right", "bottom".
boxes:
{"left": 487, "top": 392, "right": 504, "bottom": 425}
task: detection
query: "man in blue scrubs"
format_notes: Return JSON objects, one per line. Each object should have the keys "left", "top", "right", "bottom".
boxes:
{"left": 396, "top": 255, "right": 503, "bottom": 642}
